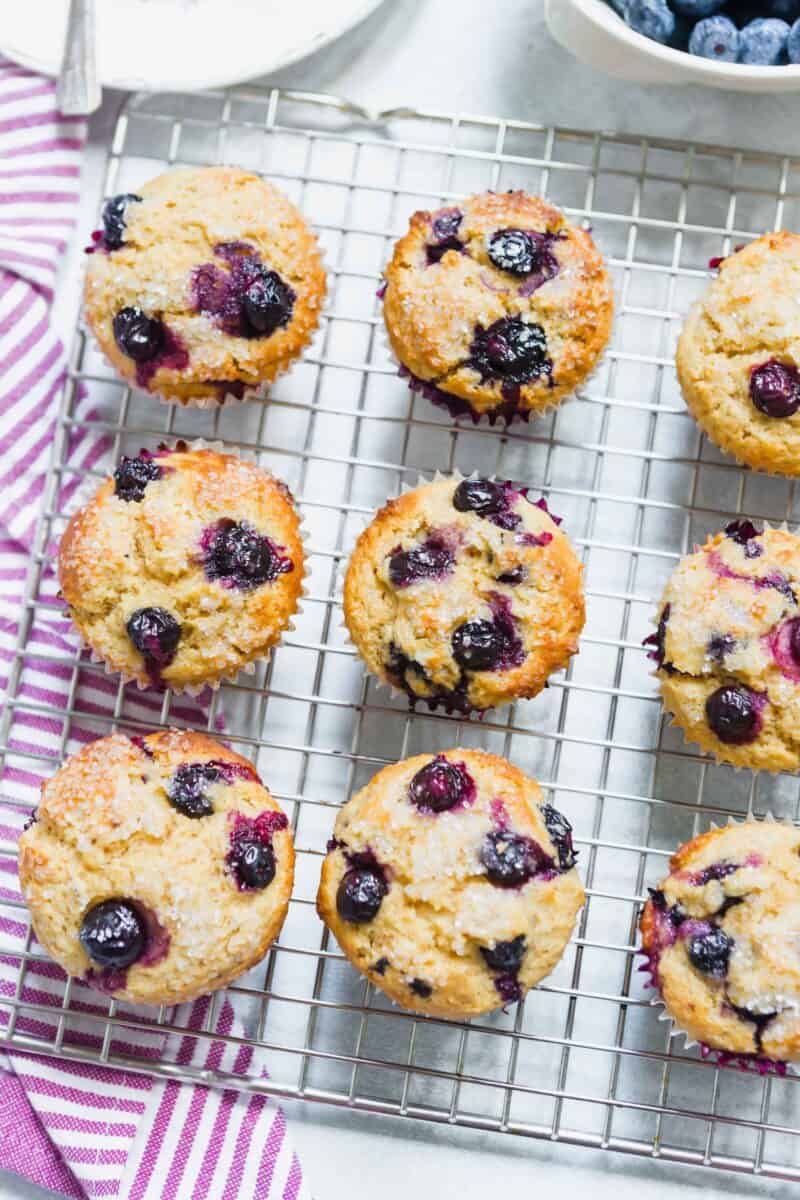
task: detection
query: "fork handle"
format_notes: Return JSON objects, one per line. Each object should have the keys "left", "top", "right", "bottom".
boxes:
{"left": 56, "top": 0, "right": 101, "bottom": 116}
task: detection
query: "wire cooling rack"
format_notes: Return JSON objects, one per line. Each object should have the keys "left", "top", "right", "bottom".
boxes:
{"left": 5, "top": 85, "right": 800, "bottom": 1184}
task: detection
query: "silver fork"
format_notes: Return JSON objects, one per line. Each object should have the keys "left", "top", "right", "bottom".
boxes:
{"left": 56, "top": 0, "right": 101, "bottom": 115}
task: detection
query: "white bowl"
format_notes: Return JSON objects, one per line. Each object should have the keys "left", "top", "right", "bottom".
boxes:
{"left": 545, "top": 0, "right": 800, "bottom": 92}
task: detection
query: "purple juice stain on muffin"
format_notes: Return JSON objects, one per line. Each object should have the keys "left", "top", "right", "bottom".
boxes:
{"left": 112, "top": 307, "right": 190, "bottom": 389}
{"left": 750, "top": 360, "right": 800, "bottom": 419}
{"left": 125, "top": 607, "right": 181, "bottom": 684}
{"left": 426, "top": 208, "right": 464, "bottom": 264}
{"left": 496, "top": 564, "right": 527, "bottom": 585}
{"left": 705, "top": 684, "right": 765, "bottom": 745}
{"left": 481, "top": 935, "right": 526, "bottom": 1005}
{"left": 191, "top": 241, "right": 295, "bottom": 338}
{"left": 226, "top": 809, "right": 288, "bottom": 891}
{"left": 766, "top": 616, "right": 800, "bottom": 681}
{"left": 707, "top": 548, "right": 795, "bottom": 603}
{"left": 384, "top": 642, "right": 474, "bottom": 715}
{"left": 467, "top": 316, "right": 553, "bottom": 402}
{"left": 725, "top": 520, "right": 764, "bottom": 558}
{"left": 708, "top": 633, "right": 735, "bottom": 663}
{"left": 685, "top": 855, "right": 762, "bottom": 887}
{"left": 643, "top": 605, "right": 676, "bottom": 673}
{"left": 388, "top": 529, "right": 458, "bottom": 588}
{"left": 199, "top": 519, "right": 293, "bottom": 590}
{"left": 399, "top": 365, "right": 530, "bottom": 426}
{"left": 451, "top": 593, "right": 524, "bottom": 674}
{"left": 407, "top": 755, "right": 476, "bottom": 814}
{"left": 113, "top": 453, "right": 163, "bottom": 502}
{"left": 452, "top": 477, "right": 543, "bottom": 533}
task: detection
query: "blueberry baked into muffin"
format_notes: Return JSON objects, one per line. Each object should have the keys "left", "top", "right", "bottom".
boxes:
{"left": 343, "top": 477, "right": 585, "bottom": 714}
{"left": 317, "top": 749, "right": 585, "bottom": 1018}
{"left": 646, "top": 521, "right": 800, "bottom": 772}
{"left": 677, "top": 233, "right": 800, "bottom": 475}
{"left": 19, "top": 730, "right": 294, "bottom": 1006}
{"left": 640, "top": 821, "right": 800, "bottom": 1071}
{"left": 84, "top": 166, "right": 326, "bottom": 405}
{"left": 58, "top": 446, "right": 304, "bottom": 690}
{"left": 381, "top": 190, "right": 614, "bottom": 424}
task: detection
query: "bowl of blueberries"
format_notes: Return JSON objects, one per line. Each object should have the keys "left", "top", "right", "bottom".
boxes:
{"left": 546, "top": 0, "right": 800, "bottom": 90}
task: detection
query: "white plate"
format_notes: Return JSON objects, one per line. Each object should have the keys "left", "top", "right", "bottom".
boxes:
{"left": 1, "top": 0, "right": 385, "bottom": 93}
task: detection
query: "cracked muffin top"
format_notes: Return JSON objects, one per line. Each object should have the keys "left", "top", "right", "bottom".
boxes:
{"left": 342, "top": 476, "right": 585, "bottom": 715}
{"left": 381, "top": 190, "right": 614, "bottom": 424}
{"left": 640, "top": 820, "right": 800, "bottom": 1070}
{"left": 647, "top": 520, "right": 800, "bottom": 771}
{"left": 677, "top": 233, "right": 800, "bottom": 476}
{"left": 317, "top": 748, "right": 585, "bottom": 1019}
{"left": 84, "top": 166, "right": 326, "bottom": 406}
{"left": 58, "top": 445, "right": 304, "bottom": 691}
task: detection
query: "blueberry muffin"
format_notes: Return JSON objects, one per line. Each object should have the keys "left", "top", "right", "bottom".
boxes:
{"left": 677, "top": 233, "right": 800, "bottom": 475}
{"left": 58, "top": 446, "right": 304, "bottom": 690}
{"left": 19, "top": 730, "right": 294, "bottom": 1006}
{"left": 317, "top": 749, "right": 584, "bottom": 1018}
{"left": 646, "top": 520, "right": 800, "bottom": 772}
{"left": 640, "top": 821, "right": 800, "bottom": 1070}
{"left": 84, "top": 166, "right": 326, "bottom": 405}
{"left": 343, "top": 477, "right": 585, "bottom": 714}
{"left": 381, "top": 191, "right": 614, "bottom": 424}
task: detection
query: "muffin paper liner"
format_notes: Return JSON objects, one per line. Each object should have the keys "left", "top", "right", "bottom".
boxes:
{"left": 63, "top": 438, "right": 310, "bottom": 697}
{"left": 337, "top": 467, "right": 583, "bottom": 716}
{"left": 638, "top": 813, "right": 795, "bottom": 1077}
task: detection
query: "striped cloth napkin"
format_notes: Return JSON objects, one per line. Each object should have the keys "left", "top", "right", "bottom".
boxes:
{"left": 0, "top": 59, "right": 308, "bottom": 1200}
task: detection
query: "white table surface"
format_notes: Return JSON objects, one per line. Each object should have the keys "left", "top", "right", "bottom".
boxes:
{"left": 8, "top": 0, "right": 800, "bottom": 1195}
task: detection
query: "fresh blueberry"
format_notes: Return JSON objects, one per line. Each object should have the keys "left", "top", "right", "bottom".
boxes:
{"left": 480, "top": 934, "right": 527, "bottom": 974}
{"left": 409, "top": 979, "right": 433, "bottom": 998}
{"left": 789, "top": 17, "right": 800, "bottom": 60}
{"left": 541, "top": 804, "right": 577, "bottom": 871}
{"left": 672, "top": 0, "right": 725, "bottom": 14}
{"left": 336, "top": 867, "right": 387, "bottom": 923}
{"left": 705, "top": 684, "right": 762, "bottom": 744}
{"left": 113, "top": 454, "right": 161, "bottom": 503}
{"left": 242, "top": 269, "right": 295, "bottom": 337}
{"left": 688, "top": 927, "right": 733, "bottom": 978}
{"left": 167, "top": 763, "right": 221, "bottom": 819}
{"left": 125, "top": 607, "right": 181, "bottom": 679}
{"left": 452, "top": 478, "right": 504, "bottom": 516}
{"left": 233, "top": 840, "right": 276, "bottom": 890}
{"left": 790, "top": 618, "right": 800, "bottom": 664}
{"left": 469, "top": 317, "right": 551, "bottom": 393}
{"left": 738, "top": 18, "right": 790, "bottom": 65}
{"left": 688, "top": 15, "right": 740, "bottom": 60}
{"left": 623, "top": 0, "right": 676, "bottom": 44}
{"left": 408, "top": 755, "right": 474, "bottom": 813}
{"left": 388, "top": 533, "right": 455, "bottom": 588}
{"left": 452, "top": 619, "right": 504, "bottom": 671}
{"left": 488, "top": 229, "right": 540, "bottom": 276}
{"left": 480, "top": 830, "right": 552, "bottom": 887}
{"left": 113, "top": 307, "right": 164, "bottom": 363}
{"left": 200, "top": 519, "right": 292, "bottom": 590}
{"left": 79, "top": 900, "right": 146, "bottom": 969}
{"left": 101, "top": 193, "right": 141, "bottom": 251}
{"left": 750, "top": 360, "right": 800, "bottom": 418}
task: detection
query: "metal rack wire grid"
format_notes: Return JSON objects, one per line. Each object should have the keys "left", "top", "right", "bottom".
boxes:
{"left": 3, "top": 85, "right": 800, "bottom": 1182}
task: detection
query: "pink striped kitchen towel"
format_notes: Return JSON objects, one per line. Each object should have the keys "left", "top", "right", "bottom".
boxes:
{"left": 0, "top": 58, "right": 309, "bottom": 1200}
